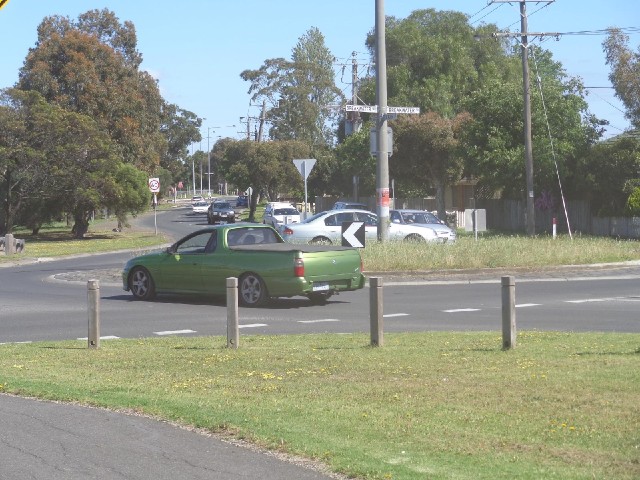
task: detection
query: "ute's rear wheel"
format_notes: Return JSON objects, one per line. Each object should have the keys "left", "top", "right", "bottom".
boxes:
{"left": 238, "top": 273, "right": 268, "bottom": 307}
{"left": 129, "top": 267, "right": 156, "bottom": 300}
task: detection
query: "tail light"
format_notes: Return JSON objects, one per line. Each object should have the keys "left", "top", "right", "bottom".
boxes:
{"left": 283, "top": 226, "right": 294, "bottom": 235}
{"left": 294, "top": 258, "right": 304, "bottom": 277}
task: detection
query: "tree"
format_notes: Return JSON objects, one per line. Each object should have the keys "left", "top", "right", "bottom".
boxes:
{"left": 17, "top": 9, "right": 166, "bottom": 173}
{"left": 240, "top": 27, "right": 343, "bottom": 147}
{"left": 219, "top": 140, "right": 310, "bottom": 221}
{"left": 569, "top": 135, "right": 640, "bottom": 216}
{"left": 603, "top": 29, "right": 640, "bottom": 130}
{"left": 462, "top": 46, "right": 602, "bottom": 203}
{"left": 392, "top": 112, "right": 471, "bottom": 220}
{"left": 0, "top": 88, "right": 149, "bottom": 237}
{"left": 332, "top": 125, "right": 376, "bottom": 198}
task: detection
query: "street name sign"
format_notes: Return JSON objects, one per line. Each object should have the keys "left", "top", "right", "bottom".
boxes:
{"left": 345, "top": 105, "right": 420, "bottom": 115}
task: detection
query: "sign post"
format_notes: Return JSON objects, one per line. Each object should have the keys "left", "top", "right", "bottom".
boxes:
{"left": 292, "top": 159, "right": 316, "bottom": 218}
{"left": 148, "top": 177, "right": 160, "bottom": 235}
{"left": 345, "top": 103, "right": 419, "bottom": 241}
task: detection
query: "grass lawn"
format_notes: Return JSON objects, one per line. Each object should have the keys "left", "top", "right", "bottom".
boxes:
{"left": 1, "top": 332, "right": 639, "bottom": 479}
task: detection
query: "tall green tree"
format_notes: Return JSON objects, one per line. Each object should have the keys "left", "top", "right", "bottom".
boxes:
{"left": 17, "top": 9, "right": 166, "bottom": 172}
{"left": 240, "top": 27, "right": 343, "bottom": 147}
{"left": 603, "top": 28, "right": 640, "bottom": 130}
{"left": 392, "top": 112, "right": 472, "bottom": 220}
{"left": 219, "top": 139, "right": 310, "bottom": 221}
{"left": 354, "top": 9, "right": 513, "bottom": 209}
{"left": 0, "top": 88, "right": 149, "bottom": 237}
{"left": 462, "top": 46, "right": 601, "bottom": 201}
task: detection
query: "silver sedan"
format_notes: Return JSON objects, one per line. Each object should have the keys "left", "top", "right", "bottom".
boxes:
{"left": 390, "top": 209, "right": 456, "bottom": 243}
{"left": 279, "top": 209, "right": 441, "bottom": 245}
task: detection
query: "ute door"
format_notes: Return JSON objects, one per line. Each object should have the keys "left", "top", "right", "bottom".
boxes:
{"left": 161, "top": 231, "right": 215, "bottom": 293}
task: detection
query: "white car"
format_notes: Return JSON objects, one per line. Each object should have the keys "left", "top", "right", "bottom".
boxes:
{"left": 279, "top": 209, "right": 441, "bottom": 245}
{"left": 263, "top": 202, "right": 301, "bottom": 227}
{"left": 191, "top": 201, "right": 209, "bottom": 214}
{"left": 390, "top": 209, "right": 456, "bottom": 243}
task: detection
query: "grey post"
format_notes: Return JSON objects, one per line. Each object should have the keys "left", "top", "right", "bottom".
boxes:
{"left": 501, "top": 276, "right": 516, "bottom": 349}
{"left": 226, "top": 277, "right": 239, "bottom": 349}
{"left": 5, "top": 233, "right": 14, "bottom": 255}
{"left": 87, "top": 279, "right": 100, "bottom": 349}
{"left": 369, "top": 277, "right": 384, "bottom": 346}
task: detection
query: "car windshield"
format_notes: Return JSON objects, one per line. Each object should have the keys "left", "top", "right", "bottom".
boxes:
{"left": 274, "top": 208, "right": 299, "bottom": 215}
{"left": 403, "top": 211, "right": 440, "bottom": 224}
{"left": 214, "top": 202, "right": 232, "bottom": 209}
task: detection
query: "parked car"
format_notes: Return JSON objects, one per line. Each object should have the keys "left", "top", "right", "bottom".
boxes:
{"left": 333, "top": 201, "right": 369, "bottom": 210}
{"left": 263, "top": 202, "right": 301, "bottom": 227}
{"left": 122, "top": 224, "right": 366, "bottom": 306}
{"left": 390, "top": 209, "right": 456, "bottom": 243}
{"left": 208, "top": 201, "right": 236, "bottom": 224}
{"left": 236, "top": 195, "right": 248, "bottom": 208}
{"left": 279, "top": 209, "right": 441, "bottom": 245}
{"left": 191, "top": 201, "right": 209, "bottom": 214}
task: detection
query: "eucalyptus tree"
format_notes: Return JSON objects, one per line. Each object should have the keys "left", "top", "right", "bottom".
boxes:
{"left": 603, "top": 28, "right": 640, "bottom": 130}
{"left": 355, "top": 9, "right": 512, "bottom": 210}
{"left": 218, "top": 139, "right": 310, "bottom": 221}
{"left": 240, "top": 27, "right": 343, "bottom": 147}
{"left": 0, "top": 89, "right": 148, "bottom": 237}
{"left": 17, "top": 8, "right": 166, "bottom": 173}
{"left": 462, "top": 45, "right": 601, "bottom": 203}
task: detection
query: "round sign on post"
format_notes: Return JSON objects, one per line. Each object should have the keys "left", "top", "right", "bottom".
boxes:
{"left": 148, "top": 178, "right": 160, "bottom": 193}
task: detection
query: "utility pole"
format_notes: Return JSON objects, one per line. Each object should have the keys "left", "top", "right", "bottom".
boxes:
{"left": 375, "top": 0, "right": 390, "bottom": 242}
{"left": 489, "top": 0, "right": 555, "bottom": 236}
{"left": 520, "top": 1, "right": 535, "bottom": 236}
{"left": 257, "top": 100, "right": 267, "bottom": 142}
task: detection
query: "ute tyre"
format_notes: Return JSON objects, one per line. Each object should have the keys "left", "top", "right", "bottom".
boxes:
{"left": 239, "top": 273, "right": 268, "bottom": 307}
{"left": 129, "top": 267, "right": 156, "bottom": 300}
{"left": 307, "top": 291, "right": 334, "bottom": 305}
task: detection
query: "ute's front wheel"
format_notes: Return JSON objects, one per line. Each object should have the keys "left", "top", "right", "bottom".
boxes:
{"left": 238, "top": 273, "right": 268, "bottom": 307}
{"left": 129, "top": 267, "right": 156, "bottom": 300}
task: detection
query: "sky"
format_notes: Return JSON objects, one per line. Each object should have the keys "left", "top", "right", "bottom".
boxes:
{"left": 0, "top": 0, "right": 637, "bottom": 144}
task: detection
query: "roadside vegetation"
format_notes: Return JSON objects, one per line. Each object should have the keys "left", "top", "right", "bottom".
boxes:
{"left": 3, "top": 208, "right": 640, "bottom": 270}
{"left": 1, "top": 332, "right": 638, "bottom": 479}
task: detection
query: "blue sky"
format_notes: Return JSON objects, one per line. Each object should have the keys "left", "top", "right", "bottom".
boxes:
{"left": 0, "top": 1, "right": 637, "bottom": 143}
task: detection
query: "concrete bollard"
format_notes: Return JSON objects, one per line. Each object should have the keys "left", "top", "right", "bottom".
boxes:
{"left": 5, "top": 233, "right": 14, "bottom": 255}
{"left": 226, "top": 277, "right": 239, "bottom": 349}
{"left": 501, "top": 276, "right": 516, "bottom": 350}
{"left": 87, "top": 279, "right": 100, "bottom": 349}
{"left": 369, "top": 276, "right": 384, "bottom": 347}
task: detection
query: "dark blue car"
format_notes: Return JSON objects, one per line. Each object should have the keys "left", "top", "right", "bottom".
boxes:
{"left": 236, "top": 195, "right": 248, "bottom": 207}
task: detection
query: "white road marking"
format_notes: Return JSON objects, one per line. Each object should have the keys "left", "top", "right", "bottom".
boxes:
{"left": 298, "top": 319, "right": 340, "bottom": 324}
{"left": 516, "top": 303, "right": 540, "bottom": 308}
{"left": 77, "top": 335, "right": 121, "bottom": 340}
{"left": 566, "top": 298, "right": 617, "bottom": 304}
{"left": 443, "top": 308, "right": 481, "bottom": 313}
{"left": 383, "top": 313, "right": 410, "bottom": 318}
{"left": 153, "top": 330, "right": 196, "bottom": 336}
{"left": 239, "top": 323, "right": 268, "bottom": 329}
{"left": 0, "top": 341, "right": 33, "bottom": 345}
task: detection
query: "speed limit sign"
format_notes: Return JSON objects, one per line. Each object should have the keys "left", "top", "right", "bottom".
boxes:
{"left": 148, "top": 177, "right": 160, "bottom": 193}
